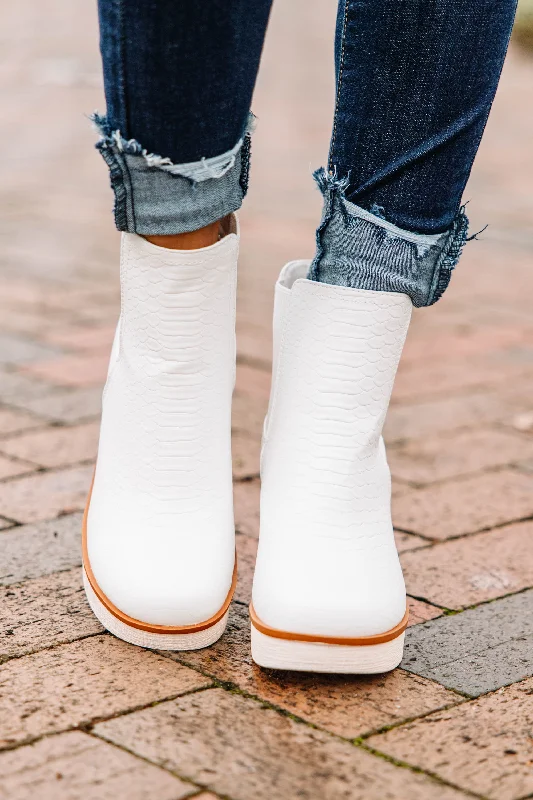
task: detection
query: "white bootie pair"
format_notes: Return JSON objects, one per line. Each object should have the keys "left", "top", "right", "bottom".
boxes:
{"left": 84, "top": 220, "right": 412, "bottom": 672}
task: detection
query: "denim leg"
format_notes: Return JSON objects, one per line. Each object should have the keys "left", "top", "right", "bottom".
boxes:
{"left": 310, "top": 0, "right": 517, "bottom": 306}
{"left": 95, "top": 0, "right": 272, "bottom": 234}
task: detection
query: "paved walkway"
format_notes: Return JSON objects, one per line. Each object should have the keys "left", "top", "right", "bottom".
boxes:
{"left": 1, "top": 2, "right": 532, "bottom": 799}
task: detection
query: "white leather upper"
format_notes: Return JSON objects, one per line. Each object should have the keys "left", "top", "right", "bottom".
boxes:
{"left": 87, "top": 224, "right": 238, "bottom": 626}
{"left": 253, "top": 262, "right": 412, "bottom": 638}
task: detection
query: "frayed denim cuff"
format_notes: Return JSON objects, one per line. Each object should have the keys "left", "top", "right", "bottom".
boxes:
{"left": 91, "top": 112, "right": 254, "bottom": 235}
{"left": 309, "top": 168, "right": 469, "bottom": 307}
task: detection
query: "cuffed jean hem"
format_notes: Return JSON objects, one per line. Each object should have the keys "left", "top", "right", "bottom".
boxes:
{"left": 91, "top": 112, "right": 254, "bottom": 235}
{"left": 308, "top": 168, "right": 469, "bottom": 307}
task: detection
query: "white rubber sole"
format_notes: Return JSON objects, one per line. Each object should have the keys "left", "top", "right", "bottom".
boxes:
{"left": 251, "top": 624, "right": 405, "bottom": 673}
{"left": 83, "top": 569, "right": 229, "bottom": 651}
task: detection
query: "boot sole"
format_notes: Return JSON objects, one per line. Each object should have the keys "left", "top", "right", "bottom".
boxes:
{"left": 249, "top": 604, "right": 408, "bottom": 673}
{"left": 82, "top": 479, "right": 237, "bottom": 651}
{"left": 83, "top": 568, "right": 231, "bottom": 650}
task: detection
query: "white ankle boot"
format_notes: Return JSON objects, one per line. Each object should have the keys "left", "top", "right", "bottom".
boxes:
{"left": 251, "top": 261, "right": 412, "bottom": 672}
{"left": 83, "top": 218, "right": 239, "bottom": 650}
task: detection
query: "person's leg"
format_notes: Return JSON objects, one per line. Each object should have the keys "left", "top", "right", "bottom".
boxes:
{"left": 94, "top": 0, "right": 272, "bottom": 241}
{"left": 251, "top": 1, "right": 517, "bottom": 673}
{"left": 310, "top": 0, "right": 517, "bottom": 306}
{"left": 85, "top": 2, "right": 272, "bottom": 651}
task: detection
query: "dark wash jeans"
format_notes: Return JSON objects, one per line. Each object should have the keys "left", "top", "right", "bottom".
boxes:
{"left": 95, "top": 0, "right": 516, "bottom": 306}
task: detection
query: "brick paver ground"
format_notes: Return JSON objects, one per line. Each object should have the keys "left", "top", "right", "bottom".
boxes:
{"left": 0, "top": 1, "right": 532, "bottom": 798}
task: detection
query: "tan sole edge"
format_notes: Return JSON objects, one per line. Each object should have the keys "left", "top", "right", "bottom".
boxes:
{"left": 82, "top": 477, "right": 237, "bottom": 641}
{"left": 249, "top": 603, "right": 408, "bottom": 646}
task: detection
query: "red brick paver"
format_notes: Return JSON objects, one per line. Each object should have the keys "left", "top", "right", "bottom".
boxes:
{"left": 384, "top": 390, "right": 529, "bottom": 443}
{"left": 0, "top": 731, "right": 195, "bottom": 800}
{"left": 393, "top": 354, "right": 533, "bottom": 403}
{"left": 0, "top": 569, "right": 103, "bottom": 661}
{"left": 0, "top": 421, "right": 100, "bottom": 468}
{"left": 95, "top": 689, "right": 466, "bottom": 800}
{"left": 0, "top": 454, "right": 35, "bottom": 481}
{"left": 401, "top": 521, "right": 533, "bottom": 608}
{"left": 0, "top": 408, "right": 42, "bottom": 438}
{"left": 394, "top": 529, "right": 429, "bottom": 551}
{"left": 368, "top": 677, "right": 533, "bottom": 800}
{"left": 12, "top": 386, "right": 103, "bottom": 424}
{"left": 0, "top": 0, "right": 532, "bottom": 797}
{"left": 22, "top": 353, "right": 109, "bottom": 389}
{"left": 232, "top": 431, "right": 261, "bottom": 480}
{"left": 0, "top": 465, "right": 93, "bottom": 523}
{"left": 0, "top": 635, "right": 210, "bottom": 748}
{"left": 393, "top": 469, "right": 533, "bottom": 539}
{"left": 234, "top": 479, "right": 260, "bottom": 537}
{"left": 407, "top": 597, "right": 444, "bottom": 625}
{"left": 388, "top": 427, "right": 533, "bottom": 485}
{"left": 43, "top": 322, "right": 116, "bottom": 354}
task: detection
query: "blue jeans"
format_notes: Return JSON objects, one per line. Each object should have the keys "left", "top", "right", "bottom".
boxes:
{"left": 95, "top": 0, "right": 516, "bottom": 306}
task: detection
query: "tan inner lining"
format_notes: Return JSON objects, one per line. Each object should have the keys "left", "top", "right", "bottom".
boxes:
{"left": 82, "top": 476, "right": 237, "bottom": 635}
{"left": 249, "top": 603, "right": 409, "bottom": 646}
